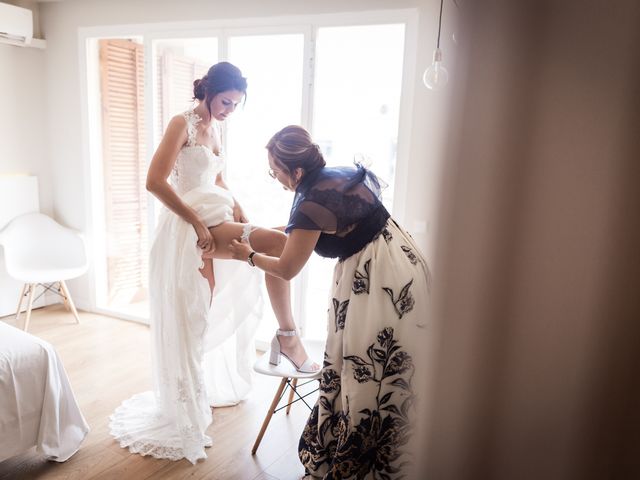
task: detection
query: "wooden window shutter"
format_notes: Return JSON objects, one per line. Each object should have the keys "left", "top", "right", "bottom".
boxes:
{"left": 99, "top": 39, "right": 148, "bottom": 305}
{"left": 156, "top": 50, "right": 208, "bottom": 138}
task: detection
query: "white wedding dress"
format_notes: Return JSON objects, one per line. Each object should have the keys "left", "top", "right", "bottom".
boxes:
{"left": 109, "top": 109, "right": 263, "bottom": 464}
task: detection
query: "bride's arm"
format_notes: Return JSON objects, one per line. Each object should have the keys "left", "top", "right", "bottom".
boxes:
{"left": 146, "top": 115, "right": 214, "bottom": 253}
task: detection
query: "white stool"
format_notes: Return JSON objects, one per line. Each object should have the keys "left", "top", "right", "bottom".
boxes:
{"left": 251, "top": 339, "right": 324, "bottom": 454}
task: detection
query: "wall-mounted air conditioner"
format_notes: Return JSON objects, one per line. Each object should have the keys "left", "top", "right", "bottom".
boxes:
{"left": 0, "top": 2, "right": 45, "bottom": 49}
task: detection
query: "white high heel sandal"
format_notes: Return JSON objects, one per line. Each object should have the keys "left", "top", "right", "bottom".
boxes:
{"left": 270, "top": 329, "right": 318, "bottom": 373}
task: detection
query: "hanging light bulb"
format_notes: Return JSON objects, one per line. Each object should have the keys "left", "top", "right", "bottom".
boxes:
{"left": 423, "top": 0, "right": 448, "bottom": 90}
{"left": 423, "top": 48, "right": 449, "bottom": 90}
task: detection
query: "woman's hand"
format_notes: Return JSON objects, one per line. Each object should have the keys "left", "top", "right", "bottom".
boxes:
{"left": 232, "top": 201, "right": 249, "bottom": 223}
{"left": 193, "top": 220, "right": 216, "bottom": 254}
{"left": 229, "top": 239, "right": 253, "bottom": 262}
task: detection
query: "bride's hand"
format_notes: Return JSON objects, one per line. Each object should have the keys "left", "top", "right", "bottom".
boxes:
{"left": 232, "top": 202, "right": 249, "bottom": 223}
{"left": 229, "top": 239, "right": 252, "bottom": 261}
{"left": 193, "top": 220, "right": 215, "bottom": 254}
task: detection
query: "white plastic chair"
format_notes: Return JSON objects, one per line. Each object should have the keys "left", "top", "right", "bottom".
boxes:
{"left": 0, "top": 213, "right": 88, "bottom": 332}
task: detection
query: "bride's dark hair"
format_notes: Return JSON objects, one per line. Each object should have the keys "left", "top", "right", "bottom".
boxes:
{"left": 192, "top": 61, "right": 247, "bottom": 103}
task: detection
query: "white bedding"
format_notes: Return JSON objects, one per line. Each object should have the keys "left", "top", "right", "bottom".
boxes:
{"left": 0, "top": 321, "right": 89, "bottom": 462}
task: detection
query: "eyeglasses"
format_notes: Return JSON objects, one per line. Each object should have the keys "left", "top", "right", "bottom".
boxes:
{"left": 269, "top": 168, "right": 287, "bottom": 179}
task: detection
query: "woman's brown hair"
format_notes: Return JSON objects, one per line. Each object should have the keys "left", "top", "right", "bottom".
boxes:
{"left": 266, "top": 125, "right": 326, "bottom": 174}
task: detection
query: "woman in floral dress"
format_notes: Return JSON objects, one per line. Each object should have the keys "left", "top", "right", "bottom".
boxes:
{"left": 229, "top": 125, "right": 431, "bottom": 478}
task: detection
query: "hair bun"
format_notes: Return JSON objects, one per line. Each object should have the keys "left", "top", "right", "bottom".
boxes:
{"left": 193, "top": 78, "right": 206, "bottom": 100}
{"left": 266, "top": 125, "right": 326, "bottom": 173}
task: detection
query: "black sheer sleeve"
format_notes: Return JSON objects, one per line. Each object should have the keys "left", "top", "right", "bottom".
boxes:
{"left": 285, "top": 165, "right": 390, "bottom": 259}
{"left": 286, "top": 165, "right": 383, "bottom": 234}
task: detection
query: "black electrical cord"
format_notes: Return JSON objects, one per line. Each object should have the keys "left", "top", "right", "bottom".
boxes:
{"left": 436, "top": 0, "right": 444, "bottom": 49}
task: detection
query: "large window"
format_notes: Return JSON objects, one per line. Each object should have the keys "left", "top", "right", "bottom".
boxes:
{"left": 85, "top": 14, "right": 413, "bottom": 345}
{"left": 226, "top": 32, "right": 306, "bottom": 342}
{"left": 302, "top": 24, "right": 406, "bottom": 340}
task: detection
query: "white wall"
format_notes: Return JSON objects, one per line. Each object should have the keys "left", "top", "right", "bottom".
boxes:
{"left": 38, "top": 0, "right": 453, "bottom": 307}
{"left": 0, "top": 44, "right": 52, "bottom": 215}
{"left": 0, "top": 38, "right": 55, "bottom": 315}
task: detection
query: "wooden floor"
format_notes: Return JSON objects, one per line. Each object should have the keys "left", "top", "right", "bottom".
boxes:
{"left": 0, "top": 305, "right": 316, "bottom": 480}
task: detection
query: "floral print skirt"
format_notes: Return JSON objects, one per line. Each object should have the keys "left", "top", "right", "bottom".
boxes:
{"left": 299, "top": 218, "right": 431, "bottom": 479}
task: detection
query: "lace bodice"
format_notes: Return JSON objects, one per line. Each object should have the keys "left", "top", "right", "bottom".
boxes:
{"left": 285, "top": 165, "right": 389, "bottom": 259}
{"left": 170, "top": 110, "right": 225, "bottom": 195}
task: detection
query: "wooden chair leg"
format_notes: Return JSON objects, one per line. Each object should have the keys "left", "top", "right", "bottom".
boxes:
{"left": 286, "top": 378, "right": 298, "bottom": 415}
{"left": 59, "top": 281, "right": 70, "bottom": 311}
{"left": 60, "top": 280, "right": 80, "bottom": 324}
{"left": 15, "top": 283, "right": 27, "bottom": 322}
{"left": 252, "top": 377, "right": 288, "bottom": 455}
{"left": 24, "top": 284, "right": 36, "bottom": 332}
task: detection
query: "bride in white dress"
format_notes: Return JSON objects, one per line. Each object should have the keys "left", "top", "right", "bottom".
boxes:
{"left": 109, "top": 62, "right": 318, "bottom": 464}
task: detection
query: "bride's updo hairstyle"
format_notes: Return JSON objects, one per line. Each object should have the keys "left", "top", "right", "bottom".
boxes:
{"left": 266, "top": 125, "right": 326, "bottom": 175}
{"left": 193, "top": 61, "right": 247, "bottom": 103}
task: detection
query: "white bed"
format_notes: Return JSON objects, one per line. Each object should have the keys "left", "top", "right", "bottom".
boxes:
{"left": 0, "top": 321, "right": 89, "bottom": 462}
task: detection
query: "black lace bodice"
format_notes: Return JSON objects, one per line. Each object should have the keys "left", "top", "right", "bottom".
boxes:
{"left": 285, "top": 165, "right": 389, "bottom": 259}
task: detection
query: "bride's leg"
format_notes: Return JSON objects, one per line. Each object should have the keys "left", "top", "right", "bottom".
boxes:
{"left": 199, "top": 257, "right": 215, "bottom": 303}
{"left": 207, "top": 222, "right": 319, "bottom": 370}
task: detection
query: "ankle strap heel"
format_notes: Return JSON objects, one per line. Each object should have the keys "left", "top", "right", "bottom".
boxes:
{"left": 269, "top": 334, "right": 282, "bottom": 366}
{"left": 276, "top": 329, "right": 298, "bottom": 337}
{"left": 270, "top": 329, "right": 318, "bottom": 373}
